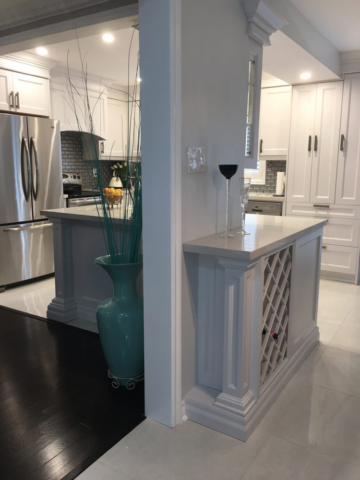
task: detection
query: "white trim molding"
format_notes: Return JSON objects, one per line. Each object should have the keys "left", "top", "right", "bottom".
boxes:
{"left": 242, "top": 0, "right": 288, "bottom": 46}
{"left": 341, "top": 51, "right": 360, "bottom": 75}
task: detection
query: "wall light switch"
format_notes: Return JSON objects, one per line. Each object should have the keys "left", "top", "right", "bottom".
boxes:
{"left": 187, "top": 147, "right": 206, "bottom": 173}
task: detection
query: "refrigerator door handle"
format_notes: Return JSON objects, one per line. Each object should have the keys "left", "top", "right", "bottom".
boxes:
{"left": 30, "top": 137, "right": 39, "bottom": 201}
{"left": 21, "top": 137, "right": 31, "bottom": 201}
{"left": 3, "top": 222, "right": 52, "bottom": 233}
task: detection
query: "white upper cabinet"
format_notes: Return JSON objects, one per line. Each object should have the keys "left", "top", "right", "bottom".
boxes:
{"left": 287, "top": 84, "right": 317, "bottom": 203}
{"left": 310, "top": 82, "right": 343, "bottom": 205}
{"left": 336, "top": 73, "right": 360, "bottom": 205}
{"left": 0, "top": 69, "right": 14, "bottom": 112}
{"left": 259, "top": 86, "right": 292, "bottom": 159}
{"left": 100, "top": 97, "right": 127, "bottom": 160}
{"left": 50, "top": 76, "right": 107, "bottom": 139}
{"left": 12, "top": 72, "right": 50, "bottom": 117}
{"left": 0, "top": 67, "right": 50, "bottom": 116}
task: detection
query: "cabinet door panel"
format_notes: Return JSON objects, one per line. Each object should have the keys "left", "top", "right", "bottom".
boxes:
{"left": 321, "top": 245, "right": 357, "bottom": 276}
{"left": 310, "top": 82, "right": 343, "bottom": 205}
{"left": 336, "top": 74, "right": 360, "bottom": 205}
{"left": 287, "top": 85, "right": 317, "bottom": 203}
{"left": 323, "top": 219, "right": 359, "bottom": 247}
{"left": 100, "top": 98, "right": 127, "bottom": 159}
{"left": 0, "top": 69, "right": 14, "bottom": 112}
{"left": 259, "top": 86, "right": 292, "bottom": 158}
{"left": 13, "top": 72, "right": 49, "bottom": 116}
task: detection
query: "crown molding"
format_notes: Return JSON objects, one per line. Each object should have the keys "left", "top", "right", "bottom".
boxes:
{"left": 242, "top": 0, "right": 288, "bottom": 46}
{"left": 2, "top": 51, "right": 58, "bottom": 70}
{"left": 341, "top": 50, "right": 360, "bottom": 75}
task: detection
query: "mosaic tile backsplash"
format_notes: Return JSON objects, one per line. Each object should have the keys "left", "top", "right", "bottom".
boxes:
{"left": 250, "top": 160, "right": 286, "bottom": 194}
{"left": 61, "top": 132, "right": 120, "bottom": 190}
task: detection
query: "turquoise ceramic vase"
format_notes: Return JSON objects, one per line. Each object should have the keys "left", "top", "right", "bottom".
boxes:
{"left": 95, "top": 255, "right": 144, "bottom": 387}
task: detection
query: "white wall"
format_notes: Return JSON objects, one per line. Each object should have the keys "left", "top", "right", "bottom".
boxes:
{"left": 140, "top": 0, "right": 252, "bottom": 424}
{"left": 180, "top": 0, "right": 250, "bottom": 400}
{"left": 139, "top": 0, "right": 178, "bottom": 427}
{"left": 268, "top": 0, "right": 341, "bottom": 77}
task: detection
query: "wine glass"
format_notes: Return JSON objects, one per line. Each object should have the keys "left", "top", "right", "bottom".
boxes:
{"left": 238, "top": 177, "right": 251, "bottom": 235}
{"left": 219, "top": 164, "right": 238, "bottom": 238}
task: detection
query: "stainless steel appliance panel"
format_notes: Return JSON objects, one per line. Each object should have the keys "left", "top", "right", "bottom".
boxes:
{"left": 67, "top": 197, "right": 102, "bottom": 208}
{"left": 246, "top": 200, "right": 283, "bottom": 216}
{"left": 27, "top": 117, "right": 63, "bottom": 220}
{"left": 0, "top": 221, "right": 54, "bottom": 286}
{"left": 0, "top": 114, "right": 33, "bottom": 225}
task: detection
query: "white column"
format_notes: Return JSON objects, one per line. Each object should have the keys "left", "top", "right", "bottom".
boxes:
{"left": 47, "top": 218, "right": 77, "bottom": 322}
{"left": 214, "top": 258, "right": 259, "bottom": 415}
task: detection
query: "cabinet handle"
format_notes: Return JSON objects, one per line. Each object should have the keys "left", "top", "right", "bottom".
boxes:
{"left": 340, "top": 134, "right": 345, "bottom": 151}
{"left": 260, "top": 139, "right": 263, "bottom": 154}
{"left": 322, "top": 245, "right": 327, "bottom": 250}
{"left": 15, "top": 92, "right": 20, "bottom": 109}
{"left": 308, "top": 135, "right": 312, "bottom": 152}
{"left": 314, "top": 135, "right": 318, "bottom": 152}
{"left": 101, "top": 141, "right": 104, "bottom": 154}
{"left": 313, "top": 204, "right": 330, "bottom": 208}
{"left": 9, "top": 91, "right": 14, "bottom": 108}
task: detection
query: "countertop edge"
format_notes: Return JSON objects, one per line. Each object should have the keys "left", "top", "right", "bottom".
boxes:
{"left": 41, "top": 209, "right": 132, "bottom": 224}
{"left": 183, "top": 220, "right": 327, "bottom": 260}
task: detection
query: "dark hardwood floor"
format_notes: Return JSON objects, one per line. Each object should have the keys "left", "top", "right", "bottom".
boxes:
{"left": 0, "top": 307, "right": 145, "bottom": 480}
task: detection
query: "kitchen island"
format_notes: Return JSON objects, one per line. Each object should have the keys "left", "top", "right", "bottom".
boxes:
{"left": 41, "top": 206, "right": 139, "bottom": 327}
{"left": 184, "top": 215, "right": 327, "bottom": 441}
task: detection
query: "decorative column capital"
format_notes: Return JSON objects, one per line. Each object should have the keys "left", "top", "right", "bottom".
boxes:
{"left": 242, "top": 0, "right": 288, "bottom": 46}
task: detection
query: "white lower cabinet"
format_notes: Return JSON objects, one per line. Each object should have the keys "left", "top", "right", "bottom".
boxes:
{"left": 321, "top": 245, "right": 358, "bottom": 278}
{"left": 286, "top": 202, "right": 360, "bottom": 282}
{"left": 323, "top": 218, "right": 360, "bottom": 247}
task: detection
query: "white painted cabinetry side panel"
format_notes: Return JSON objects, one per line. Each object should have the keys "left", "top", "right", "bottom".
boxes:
{"left": 259, "top": 86, "right": 292, "bottom": 158}
{"left": 310, "top": 82, "right": 343, "bottom": 205}
{"left": 287, "top": 84, "right": 317, "bottom": 203}
{"left": 336, "top": 73, "right": 360, "bottom": 205}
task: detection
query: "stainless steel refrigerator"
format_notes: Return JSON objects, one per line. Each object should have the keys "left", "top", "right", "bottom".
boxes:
{"left": 0, "top": 114, "right": 63, "bottom": 290}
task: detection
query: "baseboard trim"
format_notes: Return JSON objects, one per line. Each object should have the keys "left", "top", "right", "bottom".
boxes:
{"left": 47, "top": 296, "right": 78, "bottom": 323}
{"left": 185, "top": 327, "right": 319, "bottom": 441}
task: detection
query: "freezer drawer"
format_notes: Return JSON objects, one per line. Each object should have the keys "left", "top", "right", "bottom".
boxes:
{"left": 0, "top": 221, "right": 54, "bottom": 287}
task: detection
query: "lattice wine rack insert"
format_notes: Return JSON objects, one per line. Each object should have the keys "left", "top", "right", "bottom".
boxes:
{"left": 260, "top": 246, "right": 292, "bottom": 387}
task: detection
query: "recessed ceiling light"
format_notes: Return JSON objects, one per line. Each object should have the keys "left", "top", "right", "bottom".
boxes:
{"left": 36, "top": 47, "right": 48, "bottom": 56}
{"left": 300, "top": 72, "right": 311, "bottom": 80}
{"left": 137, "top": 77, "right": 142, "bottom": 82}
{"left": 102, "top": 33, "right": 114, "bottom": 43}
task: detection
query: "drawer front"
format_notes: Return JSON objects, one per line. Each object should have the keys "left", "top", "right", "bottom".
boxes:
{"left": 321, "top": 245, "right": 358, "bottom": 276}
{"left": 286, "top": 202, "right": 360, "bottom": 220}
{"left": 246, "top": 201, "right": 282, "bottom": 216}
{"left": 323, "top": 219, "right": 360, "bottom": 247}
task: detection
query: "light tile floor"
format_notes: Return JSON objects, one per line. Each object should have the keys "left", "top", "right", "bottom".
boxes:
{"left": 77, "top": 278, "right": 360, "bottom": 480}
{"left": 0, "top": 277, "right": 98, "bottom": 332}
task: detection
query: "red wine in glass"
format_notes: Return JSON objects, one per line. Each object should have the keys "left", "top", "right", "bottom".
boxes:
{"left": 219, "top": 164, "right": 238, "bottom": 238}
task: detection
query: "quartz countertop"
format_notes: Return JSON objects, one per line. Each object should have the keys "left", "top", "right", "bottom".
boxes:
{"left": 248, "top": 193, "right": 285, "bottom": 203}
{"left": 41, "top": 205, "right": 132, "bottom": 224}
{"left": 183, "top": 214, "right": 327, "bottom": 260}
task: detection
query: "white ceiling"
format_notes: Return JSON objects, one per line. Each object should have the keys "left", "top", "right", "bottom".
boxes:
{"left": 26, "top": 23, "right": 139, "bottom": 86}
{"left": 289, "top": 0, "right": 360, "bottom": 52}
{"left": 263, "top": 31, "right": 340, "bottom": 85}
